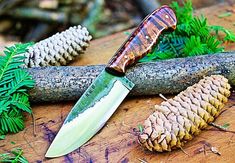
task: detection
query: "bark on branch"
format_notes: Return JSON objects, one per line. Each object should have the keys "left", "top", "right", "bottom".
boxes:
{"left": 28, "top": 52, "right": 235, "bottom": 103}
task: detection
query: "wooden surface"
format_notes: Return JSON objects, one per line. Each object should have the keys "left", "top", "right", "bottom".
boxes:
{"left": 1, "top": 3, "right": 235, "bottom": 163}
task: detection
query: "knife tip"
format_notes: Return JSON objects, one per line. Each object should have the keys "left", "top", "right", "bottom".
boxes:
{"left": 45, "top": 151, "right": 56, "bottom": 158}
{"left": 45, "top": 148, "right": 63, "bottom": 158}
{"left": 45, "top": 144, "right": 74, "bottom": 158}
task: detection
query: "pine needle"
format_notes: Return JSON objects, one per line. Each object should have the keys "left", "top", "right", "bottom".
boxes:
{"left": 137, "top": 124, "right": 143, "bottom": 134}
{"left": 0, "top": 43, "right": 35, "bottom": 135}
{"left": 0, "top": 148, "right": 28, "bottom": 163}
{"left": 0, "top": 135, "right": 5, "bottom": 140}
{"left": 139, "top": 0, "right": 235, "bottom": 63}
{"left": 218, "top": 12, "right": 232, "bottom": 18}
{"left": 209, "top": 122, "right": 229, "bottom": 131}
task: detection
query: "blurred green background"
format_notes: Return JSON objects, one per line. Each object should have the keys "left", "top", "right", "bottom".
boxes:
{"left": 0, "top": 0, "right": 230, "bottom": 42}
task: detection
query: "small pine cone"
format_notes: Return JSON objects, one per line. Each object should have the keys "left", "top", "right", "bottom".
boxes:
{"left": 23, "top": 25, "right": 92, "bottom": 67}
{"left": 139, "top": 75, "right": 231, "bottom": 152}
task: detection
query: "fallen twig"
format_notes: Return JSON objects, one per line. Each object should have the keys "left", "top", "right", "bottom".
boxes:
{"left": 180, "top": 147, "right": 190, "bottom": 156}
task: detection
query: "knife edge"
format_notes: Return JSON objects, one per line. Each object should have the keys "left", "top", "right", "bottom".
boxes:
{"left": 45, "top": 70, "right": 134, "bottom": 157}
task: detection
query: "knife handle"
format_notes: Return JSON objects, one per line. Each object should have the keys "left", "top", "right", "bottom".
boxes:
{"left": 105, "top": 5, "right": 177, "bottom": 76}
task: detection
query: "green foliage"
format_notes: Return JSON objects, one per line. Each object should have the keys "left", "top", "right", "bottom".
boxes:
{"left": 0, "top": 148, "right": 28, "bottom": 163}
{"left": 203, "top": 36, "right": 224, "bottom": 53}
{"left": 183, "top": 36, "right": 206, "bottom": 56}
{"left": 0, "top": 135, "right": 5, "bottom": 140}
{"left": 210, "top": 25, "right": 235, "bottom": 42}
{"left": 221, "top": 123, "right": 230, "bottom": 129}
{"left": 0, "top": 110, "right": 25, "bottom": 134}
{"left": 140, "top": 0, "right": 235, "bottom": 62}
{"left": 170, "top": 0, "right": 193, "bottom": 25}
{"left": 189, "top": 16, "right": 209, "bottom": 36}
{"left": 218, "top": 12, "right": 232, "bottom": 18}
{"left": 137, "top": 124, "right": 143, "bottom": 134}
{"left": 0, "top": 43, "right": 35, "bottom": 135}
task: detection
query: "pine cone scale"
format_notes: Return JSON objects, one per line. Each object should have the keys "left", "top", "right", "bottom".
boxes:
{"left": 139, "top": 75, "right": 231, "bottom": 152}
{"left": 23, "top": 25, "right": 92, "bottom": 67}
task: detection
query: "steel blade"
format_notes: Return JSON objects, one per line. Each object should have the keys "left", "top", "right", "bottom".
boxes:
{"left": 45, "top": 70, "right": 134, "bottom": 157}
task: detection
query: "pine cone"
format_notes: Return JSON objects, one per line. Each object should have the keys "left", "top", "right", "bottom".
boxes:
{"left": 138, "top": 75, "right": 231, "bottom": 152}
{"left": 23, "top": 25, "right": 92, "bottom": 67}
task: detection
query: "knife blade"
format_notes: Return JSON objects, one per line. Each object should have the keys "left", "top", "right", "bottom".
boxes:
{"left": 45, "top": 5, "right": 177, "bottom": 158}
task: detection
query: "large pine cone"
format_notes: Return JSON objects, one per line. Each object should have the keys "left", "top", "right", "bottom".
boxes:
{"left": 139, "top": 75, "right": 231, "bottom": 152}
{"left": 23, "top": 25, "right": 92, "bottom": 67}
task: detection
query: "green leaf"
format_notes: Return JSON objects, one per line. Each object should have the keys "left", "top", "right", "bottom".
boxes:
{"left": 203, "top": 36, "right": 224, "bottom": 53}
{"left": 138, "top": 124, "right": 143, "bottom": 134}
{"left": 6, "top": 69, "right": 34, "bottom": 96}
{"left": 0, "top": 43, "right": 34, "bottom": 135}
{"left": 141, "top": 0, "right": 235, "bottom": 63}
{"left": 0, "top": 110, "right": 25, "bottom": 134}
{"left": 221, "top": 123, "right": 230, "bottom": 129}
{"left": 10, "top": 93, "right": 31, "bottom": 113}
{"left": 0, "top": 148, "right": 28, "bottom": 163}
{"left": 218, "top": 12, "right": 232, "bottom": 18}
{"left": 170, "top": 0, "right": 193, "bottom": 25}
{"left": 0, "top": 135, "right": 5, "bottom": 140}
{"left": 183, "top": 36, "right": 206, "bottom": 56}
{"left": 189, "top": 16, "right": 209, "bottom": 37}
{"left": 0, "top": 100, "right": 11, "bottom": 114}
{"left": 11, "top": 141, "right": 16, "bottom": 145}
{"left": 210, "top": 25, "right": 235, "bottom": 42}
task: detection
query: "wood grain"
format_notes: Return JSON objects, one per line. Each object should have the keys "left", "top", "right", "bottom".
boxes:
{"left": 105, "top": 5, "right": 176, "bottom": 75}
{"left": 1, "top": 3, "right": 235, "bottom": 163}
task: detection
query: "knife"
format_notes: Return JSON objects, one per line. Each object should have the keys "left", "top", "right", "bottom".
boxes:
{"left": 45, "top": 5, "right": 177, "bottom": 158}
